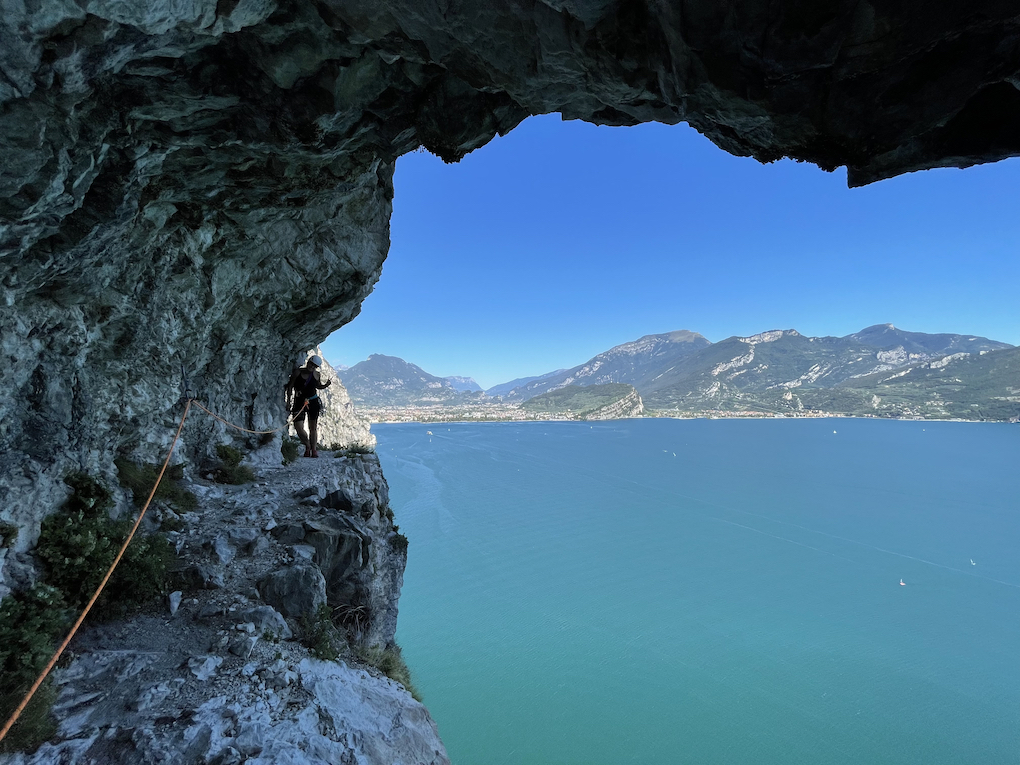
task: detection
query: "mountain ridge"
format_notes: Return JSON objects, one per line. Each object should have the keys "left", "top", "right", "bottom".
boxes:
{"left": 505, "top": 330, "right": 712, "bottom": 400}
{"left": 338, "top": 325, "right": 1016, "bottom": 420}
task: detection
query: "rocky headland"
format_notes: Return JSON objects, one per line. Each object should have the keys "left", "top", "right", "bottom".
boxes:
{"left": 521, "top": 383, "right": 645, "bottom": 420}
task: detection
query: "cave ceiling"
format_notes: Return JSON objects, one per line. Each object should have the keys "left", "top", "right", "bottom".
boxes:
{"left": 0, "top": 0, "right": 1019, "bottom": 531}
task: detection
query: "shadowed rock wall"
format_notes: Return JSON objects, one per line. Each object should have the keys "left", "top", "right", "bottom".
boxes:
{"left": 2, "top": 0, "right": 1019, "bottom": 560}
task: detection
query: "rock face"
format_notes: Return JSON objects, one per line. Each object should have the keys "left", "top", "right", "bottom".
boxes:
{"left": 585, "top": 386, "right": 645, "bottom": 420}
{"left": 0, "top": 453, "right": 446, "bottom": 765}
{"left": 508, "top": 330, "right": 712, "bottom": 401}
{"left": 522, "top": 382, "right": 644, "bottom": 419}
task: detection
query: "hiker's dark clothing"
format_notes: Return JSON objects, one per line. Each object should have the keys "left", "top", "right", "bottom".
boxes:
{"left": 287, "top": 362, "right": 331, "bottom": 458}
{"left": 293, "top": 394, "right": 322, "bottom": 424}
{"left": 288, "top": 368, "right": 328, "bottom": 423}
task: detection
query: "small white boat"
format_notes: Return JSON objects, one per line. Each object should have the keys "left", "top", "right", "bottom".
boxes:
{"left": 899, "top": 579, "right": 906, "bottom": 586}
{"left": 426, "top": 430, "right": 433, "bottom": 435}
{"left": 970, "top": 559, "right": 976, "bottom": 566}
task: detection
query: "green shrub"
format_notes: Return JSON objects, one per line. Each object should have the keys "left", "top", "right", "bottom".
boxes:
{"left": 36, "top": 473, "right": 176, "bottom": 616}
{"left": 212, "top": 445, "right": 255, "bottom": 484}
{"left": 300, "top": 603, "right": 342, "bottom": 661}
{"left": 215, "top": 444, "right": 244, "bottom": 465}
{"left": 0, "top": 521, "right": 17, "bottom": 548}
{"left": 114, "top": 456, "right": 197, "bottom": 513}
{"left": 1, "top": 473, "right": 176, "bottom": 752}
{"left": 331, "top": 442, "right": 375, "bottom": 458}
{"left": 281, "top": 437, "right": 300, "bottom": 465}
{"left": 390, "top": 529, "right": 408, "bottom": 554}
{"left": 0, "top": 584, "right": 71, "bottom": 753}
{"left": 357, "top": 645, "right": 421, "bottom": 702}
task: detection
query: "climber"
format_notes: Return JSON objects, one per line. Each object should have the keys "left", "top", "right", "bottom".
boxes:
{"left": 286, "top": 355, "right": 331, "bottom": 458}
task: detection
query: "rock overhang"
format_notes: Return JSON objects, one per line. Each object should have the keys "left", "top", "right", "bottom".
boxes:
{"left": 1, "top": 0, "right": 1020, "bottom": 540}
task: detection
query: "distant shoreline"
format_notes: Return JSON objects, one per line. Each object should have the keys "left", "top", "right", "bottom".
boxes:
{"left": 362, "top": 410, "right": 1012, "bottom": 427}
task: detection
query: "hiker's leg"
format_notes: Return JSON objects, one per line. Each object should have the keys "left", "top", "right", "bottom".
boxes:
{"left": 309, "top": 415, "right": 319, "bottom": 457}
{"left": 294, "top": 411, "right": 311, "bottom": 456}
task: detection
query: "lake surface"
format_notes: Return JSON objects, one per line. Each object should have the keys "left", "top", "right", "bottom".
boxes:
{"left": 376, "top": 418, "right": 1020, "bottom": 765}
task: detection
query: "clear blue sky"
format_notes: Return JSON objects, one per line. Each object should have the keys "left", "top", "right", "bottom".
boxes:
{"left": 322, "top": 114, "right": 1019, "bottom": 390}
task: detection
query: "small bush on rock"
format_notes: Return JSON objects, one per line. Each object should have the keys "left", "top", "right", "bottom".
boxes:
{"left": 281, "top": 437, "right": 300, "bottom": 465}
{"left": 390, "top": 529, "right": 408, "bottom": 554}
{"left": 331, "top": 442, "right": 375, "bottom": 457}
{"left": 300, "top": 604, "right": 343, "bottom": 661}
{"left": 0, "top": 584, "right": 71, "bottom": 753}
{"left": 213, "top": 444, "right": 255, "bottom": 484}
{"left": 36, "top": 473, "right": 176, "bottom": 616}
{"left": 0, "top": 521, "right": 17, "bottom": 548}
{"left": 114, "top": 456, "right": 197, "bottom": 512}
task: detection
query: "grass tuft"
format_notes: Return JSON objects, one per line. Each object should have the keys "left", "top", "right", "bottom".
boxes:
{"left": 213, "top": 445, "right": 255, "bottom": 484}
{"left": 357, "top": 644, "right": 422, "bottom": 702}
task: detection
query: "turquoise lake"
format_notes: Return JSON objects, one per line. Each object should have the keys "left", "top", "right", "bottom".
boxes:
{"left": 376, "top": 418, "right": 1020, "bottom": 765}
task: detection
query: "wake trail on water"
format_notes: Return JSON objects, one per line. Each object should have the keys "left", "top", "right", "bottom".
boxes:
{"left": 709, "top": 517, "right": 860, "bottom": 564}
{"left": 720, "top": 507, "right": 1020, "bottom": 590}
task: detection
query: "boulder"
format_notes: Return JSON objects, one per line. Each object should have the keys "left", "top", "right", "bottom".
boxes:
{"left": 240, "top": 605, "right": 294, "bottom": 641}
{"left": 258, "top": 563, "right": 327, "bottom": 621}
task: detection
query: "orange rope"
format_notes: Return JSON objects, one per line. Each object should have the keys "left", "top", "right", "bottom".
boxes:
{"left": 0, "top": 399, "right": 193, "bottom": 744}
{"left": 0, "top": 395, "right": 302, "bottom": 743}
{"left": 190, "top": 398, "right": 306, "bottom": 434}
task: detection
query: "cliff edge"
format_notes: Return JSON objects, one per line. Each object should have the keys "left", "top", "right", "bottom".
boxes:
{"left": 1, "top": 452, "right": 447, "bottom": 765}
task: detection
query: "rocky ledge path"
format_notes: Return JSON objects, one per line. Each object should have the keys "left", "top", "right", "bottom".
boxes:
{"left": 2, "top": 452, "right": 448, "bottom": 765}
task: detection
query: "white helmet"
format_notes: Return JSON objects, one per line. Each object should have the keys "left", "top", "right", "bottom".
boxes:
{"left": 309, "top": 355, "right": 322, "bottom": 367}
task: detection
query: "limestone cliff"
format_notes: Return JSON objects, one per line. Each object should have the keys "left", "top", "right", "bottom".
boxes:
{"left": 583, "top": 387, "right": 644, "bottom": 420}
{"left": 3, "top": 0, "right": 1020, "bottom": 561}
{"left": 2, "top": 454, "right": 447, "bottom": 765}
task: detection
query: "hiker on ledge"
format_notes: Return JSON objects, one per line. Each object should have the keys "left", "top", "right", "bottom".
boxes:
{"left": 286, "top": 354, "right": 331, "bottom": 458}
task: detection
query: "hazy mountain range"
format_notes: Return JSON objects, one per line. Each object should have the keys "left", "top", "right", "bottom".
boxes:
{"left": 339, "top": 354, "right": 473, "bottom": 406}
{"left": 338, "top": 325, "right": 1018, "bottom": 420}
